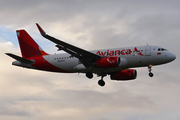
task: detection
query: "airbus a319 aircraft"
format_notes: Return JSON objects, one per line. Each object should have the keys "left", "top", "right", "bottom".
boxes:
{"left": 6, "top": 23, "right": 176, "bottom": 86}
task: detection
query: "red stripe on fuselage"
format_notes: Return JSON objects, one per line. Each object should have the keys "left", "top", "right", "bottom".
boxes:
{"left": 29, "top": 56, "right": 71, "bottom": 73}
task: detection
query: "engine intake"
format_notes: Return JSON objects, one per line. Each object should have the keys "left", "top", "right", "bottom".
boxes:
{"left": 110, "top": 69, "right": 137, "bottom": 80}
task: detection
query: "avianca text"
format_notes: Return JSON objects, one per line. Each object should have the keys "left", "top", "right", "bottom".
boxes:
{"left": 96, "top": 49, "right": 131, "bottom": 56}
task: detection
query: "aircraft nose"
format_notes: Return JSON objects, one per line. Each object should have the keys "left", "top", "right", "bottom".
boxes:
{"left": 169, "top": 53, "right": 176, "bottom": 61}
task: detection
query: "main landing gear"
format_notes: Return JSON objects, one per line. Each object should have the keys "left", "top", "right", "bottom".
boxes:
{"left": 148, "top": 65, "right": 154, "bottom": 77}
{"left": 98, "top": 76, "right": 105, "bottom": 87}
{"left": 86, "top": 72, "right": 93, "bottom": 79}
{"left": 85, "top": 72, "right": 106, "bottom": 87}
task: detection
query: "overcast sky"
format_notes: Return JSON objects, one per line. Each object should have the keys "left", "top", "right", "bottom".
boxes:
{"left": 0, "top": 0, "right": 180, "bottom": 120}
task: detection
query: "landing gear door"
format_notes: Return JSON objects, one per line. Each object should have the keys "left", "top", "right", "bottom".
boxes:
{"left": 145, "top": 46, "right": 151, "bottom": 56}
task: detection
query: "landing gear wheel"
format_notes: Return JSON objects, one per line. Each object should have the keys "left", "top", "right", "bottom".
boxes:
{"left": 98, "top": 80, "right": 105, "bottom": 87}
{"left": 86, "top": 72, "right": 93, "bottom": 79}
{"left": 149, "top": 72, "right": 154, "bottom": 77}
{"left": 148, "top": 65, "right": 154, "bottom": 77}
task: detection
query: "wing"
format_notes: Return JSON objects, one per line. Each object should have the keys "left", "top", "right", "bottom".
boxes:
{"left": 36, "top": 23, "right": 102, "bottom": 68}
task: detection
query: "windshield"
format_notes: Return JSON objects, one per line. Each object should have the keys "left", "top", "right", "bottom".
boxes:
{"left": 158, "top": 48, "right": 168, "bottom": 51}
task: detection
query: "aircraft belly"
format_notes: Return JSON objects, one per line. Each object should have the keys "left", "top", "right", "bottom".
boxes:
{"left": 126, "top": 56, "right": 148, "bottom": 68}
{"left": 126, "top": 55, "right": 160, "bottom": 68}
{"left": 52, "top": 59, "right": 78, "bottom": 72}
{"left": 126, "top": 57, "right": 139, "bottom": 67}
{"left": 91, "top": 67, "right": 127, "bottom": 74}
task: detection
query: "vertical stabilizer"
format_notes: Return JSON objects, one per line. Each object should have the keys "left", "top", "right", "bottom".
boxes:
{"left": 16, "top": 30, "right": 48, "bottom": 58}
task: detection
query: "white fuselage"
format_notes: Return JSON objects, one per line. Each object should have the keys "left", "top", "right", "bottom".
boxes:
{"left": 38, "top": 45, "right": 176, "bottom": 74}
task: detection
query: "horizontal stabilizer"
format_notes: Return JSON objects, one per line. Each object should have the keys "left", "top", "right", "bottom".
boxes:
{"left": 5, "top": 53, "right": 34, "bottom": 64}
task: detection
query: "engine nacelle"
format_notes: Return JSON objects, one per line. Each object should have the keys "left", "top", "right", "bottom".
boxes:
{"left": 96, "top": 57, "right": 120, "bottom": 68}
{"left": 110, "top": 69, "right": 137, "bottom": 80}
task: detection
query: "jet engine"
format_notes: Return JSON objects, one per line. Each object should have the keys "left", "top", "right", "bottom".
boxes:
{"left": 96, "top": 57, "right": 120, "bottom": 68}
{"left": 110, "top": 69, "right": 137, "bottom": 80}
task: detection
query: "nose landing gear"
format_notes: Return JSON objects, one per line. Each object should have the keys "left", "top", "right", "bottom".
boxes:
{"left": 98, "top": 76, "right": 105, "bottom": 87}
{"left": 148, "top": 65, "right": 154, "bottom": 77}
{"left": 98, "top": 79, "right": 105, "bottom": 87}
{"left": 149, "top": 72, "right": 153, "bottom": 77}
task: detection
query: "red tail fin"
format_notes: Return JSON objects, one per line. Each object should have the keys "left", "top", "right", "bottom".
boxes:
{"left": 17, "top": 30, "right": 48, "bottom": 58}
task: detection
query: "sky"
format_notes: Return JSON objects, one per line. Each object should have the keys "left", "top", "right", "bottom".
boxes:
{"left": 0, "top": 0, "right": 180, "bottom": 120}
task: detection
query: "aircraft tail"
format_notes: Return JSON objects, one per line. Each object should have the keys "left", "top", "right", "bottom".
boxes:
{"left": 16, "top": 30, "right": 48, "bottom": 58}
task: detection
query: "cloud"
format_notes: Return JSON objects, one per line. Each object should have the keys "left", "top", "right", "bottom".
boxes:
{"left": 0, "top": 0, "right": 180, "bottom": 120}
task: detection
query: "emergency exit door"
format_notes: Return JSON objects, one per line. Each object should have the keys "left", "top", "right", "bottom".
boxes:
{"left": 145, "top": 46, "right": 151, "bottom": 56}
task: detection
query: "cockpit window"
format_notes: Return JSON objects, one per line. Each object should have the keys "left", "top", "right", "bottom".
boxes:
{"left": 158, "top": 48, "right": 168, "bottom": 51}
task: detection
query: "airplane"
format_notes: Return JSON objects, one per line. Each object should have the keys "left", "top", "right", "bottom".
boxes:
{"left": 6, "top": 23, "right": 176, "bottom": 87}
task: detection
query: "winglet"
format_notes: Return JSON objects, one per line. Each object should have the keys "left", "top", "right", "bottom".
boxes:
{"left": 36, "top": 23, "right": 46, "bottom": 36}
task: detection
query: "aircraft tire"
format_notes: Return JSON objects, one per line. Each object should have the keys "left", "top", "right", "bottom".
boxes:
{"left": 86, "top": 72, "right": 93, "bottom": 79}
{"left": 98, "top": 80, "right": 105, "bottom": 87}
{"left": 149, "top": 72, "right": 154, "bottom": 77}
